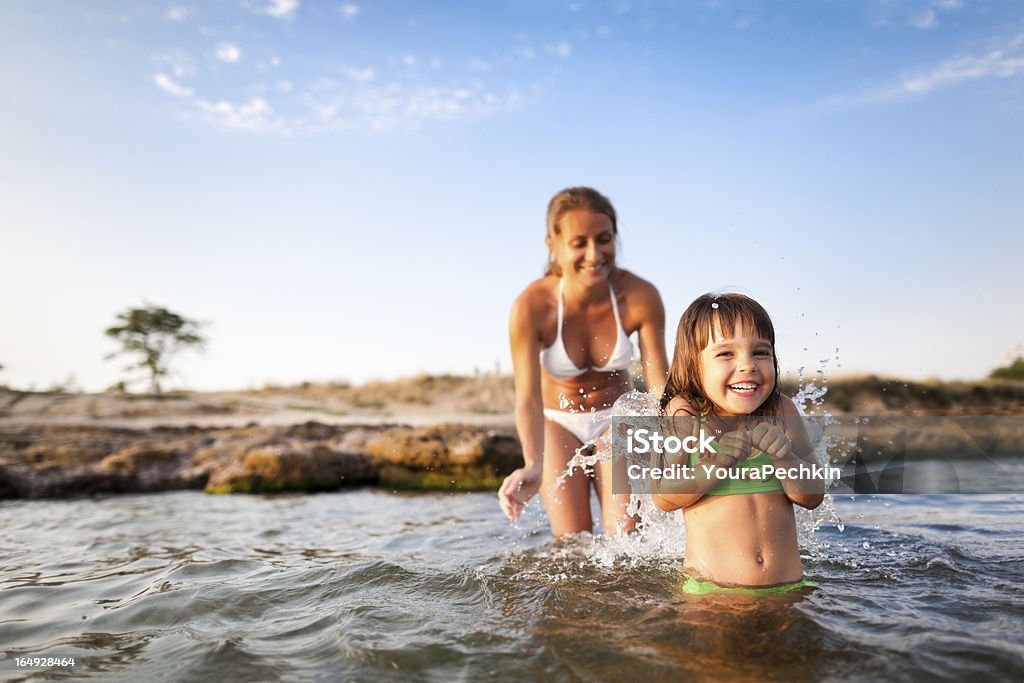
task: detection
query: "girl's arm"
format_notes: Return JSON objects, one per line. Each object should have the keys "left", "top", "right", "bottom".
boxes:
{"left": 498, "top": 292, "right": 545, "bottom": 521}
{"left": 651, "top": 398, "right": 742, "bottom": 511}
{"left": 631, "top": 278, "right": 669, "bottom": 397}
{"left": 651, "top": 464, "right": 726, "bottom": 512}
{"left": 770, "top": 395, "right": 825, "bottom": 510}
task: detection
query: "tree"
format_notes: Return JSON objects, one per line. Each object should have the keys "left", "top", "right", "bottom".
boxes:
{"left": 989, "top": 356, "right": 1024, "bottom": 381}
{"left": 105, "top": 305, "right": 206, "bottom": 394}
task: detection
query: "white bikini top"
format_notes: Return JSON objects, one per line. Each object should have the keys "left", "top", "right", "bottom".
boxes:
{"left": 539, "top": 278, "right": 634, "bottom": 380}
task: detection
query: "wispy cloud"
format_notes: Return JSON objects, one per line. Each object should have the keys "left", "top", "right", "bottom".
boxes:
{"left": 807, "top": 33, "right": 1024, "bottom": 111}
{"left": 165, "top": 5, "right": 191, "bottom": 22}
{"left": 340, "top": 3, "right": 359, "bottom": 21}
{"left": 257, "top": 0, "right": 299, "bottom": 20}
{"left": 545, "top": 42, "right": 571, "bottom": 58}
{"left": 153, "top": 73, "right": 193, "bottom": 97}
{"left": 194, "top": 96, "right": 285, "bottom": 133}
{"left": 150, "top": 9, "right": 554, "bottom": 136}
{"left": 153, "top": 66, "right": 529, "bottom": 135}
{"left": 339, "top": 65, "right": 375, "bottom": 82}
{"left": 304, "top": 82, "right": 526, "bottom": 134}
{"left": 215, "top": 43, "right": 242, "bottom": 63}
{"left": 898, "top": 49, "right": 1024, "bottom": 94}
{"left": 909, "top": 9, "right": 938, "bottom": 30}
{"left": 153, "top": 50, "right": 196, "bottom": 78}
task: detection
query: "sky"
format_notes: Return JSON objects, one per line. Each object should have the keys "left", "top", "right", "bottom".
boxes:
{"left": 1, "top": 0, "right": 1022, "bottom": 392}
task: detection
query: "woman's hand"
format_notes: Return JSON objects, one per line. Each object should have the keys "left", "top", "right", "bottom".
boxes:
{"left": 498, "top": 465, "right": 543, "bottom": 521}
{"left": 749, "top": 422, "right": 794, "bottom": 463}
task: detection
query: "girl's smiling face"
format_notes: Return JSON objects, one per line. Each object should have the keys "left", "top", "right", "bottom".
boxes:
{"left": 700, "top": 321, "right": 776, "bottom": 416}
{"left": 547, "top": 209, "right": 616, "bottom": 286}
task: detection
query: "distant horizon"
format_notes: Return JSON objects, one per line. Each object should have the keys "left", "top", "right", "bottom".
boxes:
{"left": 2, "top": 361, "right": 1017, "bottom": 396}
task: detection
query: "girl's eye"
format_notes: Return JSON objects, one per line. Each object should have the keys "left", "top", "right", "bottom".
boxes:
{"left": 716, "top": 352, "right": 733, "bottom": 358}
{"left": 755, "top": 350, "right": 771, "bottom": 357}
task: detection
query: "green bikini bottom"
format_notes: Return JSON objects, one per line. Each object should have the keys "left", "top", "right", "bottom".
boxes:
{"left": 681, "top": 574, "right": 818, "bottom": 596}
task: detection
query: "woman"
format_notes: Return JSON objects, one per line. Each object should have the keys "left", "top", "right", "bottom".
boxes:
{"left": 498, "top": 187, "right": 669, "bottom": 536}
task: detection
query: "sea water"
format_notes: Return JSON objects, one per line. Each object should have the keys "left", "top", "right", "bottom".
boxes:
{"left": 2, "top": 387, "right": 1023, "bottom": 680}
{"left": 2, "top": 490, "right": 1022, "bottom": 680}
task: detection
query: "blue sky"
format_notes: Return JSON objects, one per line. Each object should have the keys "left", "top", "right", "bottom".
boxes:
{"left": 1, "top": 0, "right": 1022, "bottom": 392}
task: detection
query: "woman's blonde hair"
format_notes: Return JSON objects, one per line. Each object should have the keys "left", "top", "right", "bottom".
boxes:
{"left": 544, "top": 186, "right": 618, "bottom": 276}
{"left": 661, "top": 293, "right": 782, "bottom": 418}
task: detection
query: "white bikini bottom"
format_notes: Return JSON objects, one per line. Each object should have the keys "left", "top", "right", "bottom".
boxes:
{"left": 542, "top": 407, "right": 614, "bottom": 444}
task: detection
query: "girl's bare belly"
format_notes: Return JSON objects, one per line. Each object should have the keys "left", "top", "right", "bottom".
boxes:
{"left": 541, "top": 370, "right": 632, "bottom": 412}
{"left": 682, "top": 493, "right": 804, "bottom": 587}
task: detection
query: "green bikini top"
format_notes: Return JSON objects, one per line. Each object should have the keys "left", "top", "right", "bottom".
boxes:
{"left": 685, "top": 415, "right": 785, "bottom": 495}
{"left": 688, "top": 448, "right": 785, "bottom": 495}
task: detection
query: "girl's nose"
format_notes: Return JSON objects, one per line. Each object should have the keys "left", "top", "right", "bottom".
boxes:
{"left": 585, "top": 240, "right": 600, "bottom": 261}
{"left": 738, "top": 354, "right": 756, "bottom": 372}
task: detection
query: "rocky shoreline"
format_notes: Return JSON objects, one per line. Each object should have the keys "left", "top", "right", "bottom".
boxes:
{"left": 2, "top": 377, "right": 1022, "bottom": 500}
{"left": 0, "top": 422, "right": 520, "bottom": 499}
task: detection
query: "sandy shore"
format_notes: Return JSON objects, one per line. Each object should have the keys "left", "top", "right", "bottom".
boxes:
{"left": 0, "top": 375, "right": 517, "bottom": 429}
{"left": 3, "top": 373, "right": 1022, "bottom": 431}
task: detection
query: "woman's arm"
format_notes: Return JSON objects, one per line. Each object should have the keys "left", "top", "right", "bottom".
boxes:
{"left": 630, "top": 277, "right": 669, "bottom": 397}
{"left": 498, "top": 292, "right": 545, "bottom": 520}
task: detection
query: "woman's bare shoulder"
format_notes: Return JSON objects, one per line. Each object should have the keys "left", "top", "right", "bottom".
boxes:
{"left": 614, "top": 269, "right": 662, "bottom": 302}
{"left": 511, "top": 276, "right": 557, "bottom": 324}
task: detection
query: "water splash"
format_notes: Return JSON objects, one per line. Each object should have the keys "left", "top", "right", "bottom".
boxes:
{"left": 792, "top": 353, "right": 846, "bottom": 550}
{"left": 544, "top": 390, "right": 686, "bottom": 564}
{"left": 539, "top": 362, "right": 848, "bottom": 568}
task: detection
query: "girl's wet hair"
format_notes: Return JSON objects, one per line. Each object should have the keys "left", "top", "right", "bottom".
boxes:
{"left": 660, "top": 293, "right": 782, "bottom": 417}
{"left": 544, "top": 186, "right": 618, "bottom": 277}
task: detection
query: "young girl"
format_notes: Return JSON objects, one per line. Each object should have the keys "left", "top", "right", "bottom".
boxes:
{"left": 653, "top": 293, "right": 823, "bottom": 592}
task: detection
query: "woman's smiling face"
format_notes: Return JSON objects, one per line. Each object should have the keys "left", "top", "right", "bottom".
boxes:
{"left": 699, "top": 320, "right": 776, "bottom": 416}
{"left": 547, "top": 209, "right": 616, "bottom": 286}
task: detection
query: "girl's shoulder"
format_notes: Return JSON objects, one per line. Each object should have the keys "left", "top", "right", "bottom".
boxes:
{"left": 776, "top": 394, "right": 800, "bottom": 417}
{"left": 664, "top": 394, "right": 700, "bottom": 418}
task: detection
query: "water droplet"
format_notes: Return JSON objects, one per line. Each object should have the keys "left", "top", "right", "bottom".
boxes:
{"left": 558, "top": 394, "right": 569, "bottom": 409}
{"left": 862, "top": 542, "right": 870, "bottom": 549}
{"left": 711, "top": 302, "right": 719, "bottom": 309}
